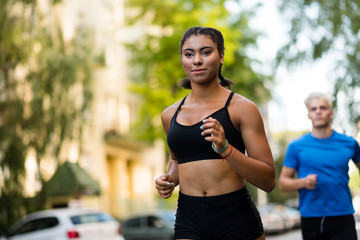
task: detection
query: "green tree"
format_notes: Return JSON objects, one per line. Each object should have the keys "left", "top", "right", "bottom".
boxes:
{"left": 125, "top": 0, "right": 273, "bottom": 142}
{"left": 0, "top": 0, "right": 94, "bottom": 233}
{"left": 0, "top": 0, "right": 35, "bottom": 233}
{"left": 267, "top": 131, "right": 305, "bottom": 203}
{"left": 276, "top": 0, "right": 360, "bottom": 134}
{"left": 25, "top": 24, "right": 93, "bottom": 188}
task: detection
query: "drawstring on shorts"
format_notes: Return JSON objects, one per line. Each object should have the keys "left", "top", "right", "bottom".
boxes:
{"left": 320, "top": 217, "right": 325, "bottom": 233}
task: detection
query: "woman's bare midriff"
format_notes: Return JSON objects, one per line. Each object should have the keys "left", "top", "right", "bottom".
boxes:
{"left": 178, "top": 159, "right": 246, "bottom": 196}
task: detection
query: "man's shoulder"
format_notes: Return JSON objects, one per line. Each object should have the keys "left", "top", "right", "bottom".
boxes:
{"left": 290, "top": 132, "right": 312, "bottom": 144}
{"left": 332, "top": 130, "right": 357, "bottom": 143}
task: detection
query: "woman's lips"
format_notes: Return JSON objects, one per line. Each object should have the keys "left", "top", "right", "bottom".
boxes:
{"left": 192, "top": 69, "right": 206, "bottom": 74}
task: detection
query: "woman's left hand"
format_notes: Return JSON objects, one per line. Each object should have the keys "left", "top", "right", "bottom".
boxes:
{"left": 200, "top": 117, "right": 227, "bottom": 151}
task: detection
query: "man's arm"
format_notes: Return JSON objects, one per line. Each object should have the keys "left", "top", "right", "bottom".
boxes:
{"left": 279, "top": 166, "right": 317, "bottom": 192}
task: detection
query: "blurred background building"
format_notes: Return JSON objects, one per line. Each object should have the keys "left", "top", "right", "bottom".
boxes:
{"left": 22, "top": 0, "right": 167, "bottom": 219}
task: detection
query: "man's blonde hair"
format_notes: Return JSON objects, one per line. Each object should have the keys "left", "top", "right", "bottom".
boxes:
{"left": 304, "top": 92, "right": 333, "bottom": 109}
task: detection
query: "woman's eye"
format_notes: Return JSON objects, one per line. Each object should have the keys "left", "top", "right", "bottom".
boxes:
{"left": 202, "top": 51, "right": 211, "bottom": 56}
{"left": 184, "top": 53, "right": 193, "bottom": 57}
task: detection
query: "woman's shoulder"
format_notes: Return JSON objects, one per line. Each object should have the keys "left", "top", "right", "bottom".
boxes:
{"left": 228, "top": 92, "right": 263, "bottom": 125}
{"left": 162, "top": 99, "right": 182, "bottom": 117}
{"left": 230, "top": 93, "right": 259, "bottom": 111}
{"left": 161, "top": 98, "right": 183, "bottom": 129}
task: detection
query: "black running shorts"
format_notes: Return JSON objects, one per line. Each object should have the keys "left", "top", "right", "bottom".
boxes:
{"left": 174, "top": 187, "right": 264, "bottom": 240}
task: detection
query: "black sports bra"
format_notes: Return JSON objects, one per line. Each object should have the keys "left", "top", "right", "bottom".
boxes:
{"left": 167, "top": 92, "right": 246, "bottom": 164}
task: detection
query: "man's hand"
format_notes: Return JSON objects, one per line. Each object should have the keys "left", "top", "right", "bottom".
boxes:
{"left": 303, "top": 174, "right": 317, "bottom": 190}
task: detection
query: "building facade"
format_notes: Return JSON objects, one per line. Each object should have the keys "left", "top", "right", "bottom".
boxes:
{"left": 31, "top": 0, "right": 167, "bottom": 219}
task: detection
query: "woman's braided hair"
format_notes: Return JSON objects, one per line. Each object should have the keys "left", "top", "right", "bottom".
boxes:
{"left": 179, "top": 27, "right": 233, "bottom": 89}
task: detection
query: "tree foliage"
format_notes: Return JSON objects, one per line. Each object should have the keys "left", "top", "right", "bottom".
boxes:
{"left": 125, "top": 0, "right": 273, "bottom": 142}
{"left": 267, "top": 131, "right": 305, "bottom": 203}
{"left": 0, "top": 0, "right": 94, "bottom": 233}
{"left": 276, "top": 0, "right": 360, "bottom": 133}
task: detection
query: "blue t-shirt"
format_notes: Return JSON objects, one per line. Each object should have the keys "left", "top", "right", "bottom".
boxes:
{"left": 283, "top": 130, "right": 360, "bottom": 217}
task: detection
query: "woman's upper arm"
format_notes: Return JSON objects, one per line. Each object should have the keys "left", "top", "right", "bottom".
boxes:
{"left": 161, "top": 104, "right": 178, "bottom": 162}
{"left": 234, "top": 98, "right": 274, "bottom": 166}
{"left": 161, "top": 102, "right": 179, "bottom": 134}
{"left": 161, "top": 108, "right": 172, "bottom": 134}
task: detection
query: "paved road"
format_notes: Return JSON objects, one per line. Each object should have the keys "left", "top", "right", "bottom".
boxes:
{"left": 266, "top": 228, "right": 360, "bottom": 240}
{"left": 266, "top": 229, "right": 302, "bottom": 240}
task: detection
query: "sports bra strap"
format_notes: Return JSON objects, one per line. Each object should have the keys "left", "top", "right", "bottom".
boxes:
{"left": 175, "top": 92, "right": 233, "bottom": 116}
{"left": 174, "top": 95, "right": 188, "bottom": 115}
{"left": 225, "top": 92, "right": 234, "bottom": 108}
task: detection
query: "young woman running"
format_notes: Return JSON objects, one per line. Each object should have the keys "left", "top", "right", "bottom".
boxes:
{"left": 155, "top": 26, "right": 276, "bottom": 240}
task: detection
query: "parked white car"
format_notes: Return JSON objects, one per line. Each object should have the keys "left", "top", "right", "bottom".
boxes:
{"left": 0, "top": 208, "right": 125, "bottom": 240}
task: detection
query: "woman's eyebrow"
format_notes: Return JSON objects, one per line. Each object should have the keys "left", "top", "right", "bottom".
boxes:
{"left": 183, "top": 46, "right": 214, "bottom": 52}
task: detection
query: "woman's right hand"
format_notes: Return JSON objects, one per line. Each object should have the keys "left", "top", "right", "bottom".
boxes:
{"left": 155, "top": 174, "right": 176, "bottom": 199}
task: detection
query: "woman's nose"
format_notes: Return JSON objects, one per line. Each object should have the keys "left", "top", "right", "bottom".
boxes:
{"left": 193, "top": 53, "right": 203, "bottom": 65}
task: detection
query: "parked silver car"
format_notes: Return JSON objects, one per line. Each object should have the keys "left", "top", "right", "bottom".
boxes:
{"left": 122, "top": 211, "right": 175, "bottom": 240}
{"left": 0, "top": 208, "right": 125, "bottom": 240}
{"left": 258, "top": 205, "right": 287, "bottom": 234}
{"left": 258, "top": 204, "right": 301, "bottom": 234}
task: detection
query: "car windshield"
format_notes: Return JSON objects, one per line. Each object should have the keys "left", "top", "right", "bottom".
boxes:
{"left": 70, "top": 213, "right": 114, "bottom": 225}
{"left": 159, "top": 212, "right": 176, "bottom": 223}
{"left": 7, "top": 217, "right": 59, "bottom": 237}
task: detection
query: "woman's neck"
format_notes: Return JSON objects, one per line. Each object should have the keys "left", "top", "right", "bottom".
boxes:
{"left": 188, "top": 83, "right": 226, "bottom": 102}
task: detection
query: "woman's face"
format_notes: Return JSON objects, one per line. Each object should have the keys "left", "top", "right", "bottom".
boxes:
{"left": 181, "top": 35, "right": 224, "bottom": 86}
